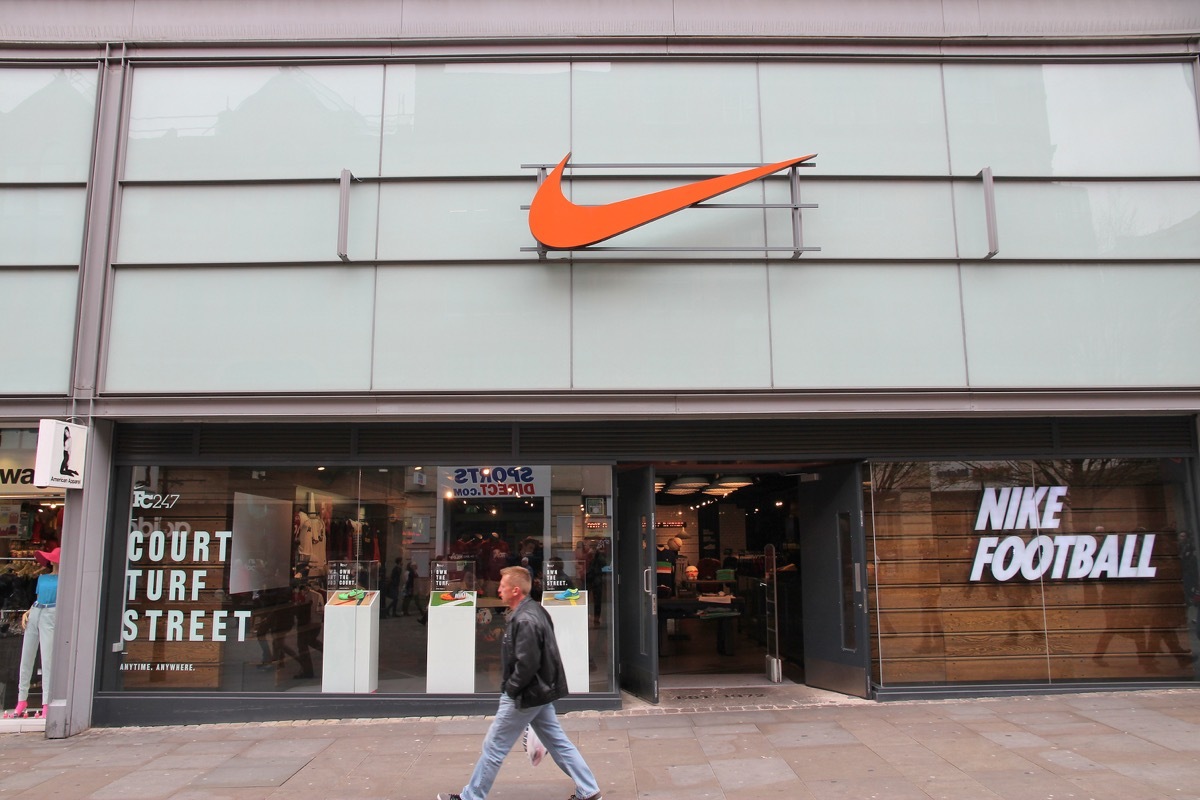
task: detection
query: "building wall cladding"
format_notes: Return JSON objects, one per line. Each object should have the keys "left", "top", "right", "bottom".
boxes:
{"left": 0, "top": 0, "right": 1197, "bottom": 413}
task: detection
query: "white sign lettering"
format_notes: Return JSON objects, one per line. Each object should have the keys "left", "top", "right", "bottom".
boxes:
{"left": 968, "top": 486, "right": 1156, "bottom": 582}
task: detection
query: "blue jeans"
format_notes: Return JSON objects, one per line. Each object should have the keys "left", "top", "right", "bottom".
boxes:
{"left": 460, "top": 694, "right": 600, "bottom": 800}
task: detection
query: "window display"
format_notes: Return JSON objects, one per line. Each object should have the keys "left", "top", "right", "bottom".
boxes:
{"left": 101, "top": 464, "right": 615, "bottom": 696}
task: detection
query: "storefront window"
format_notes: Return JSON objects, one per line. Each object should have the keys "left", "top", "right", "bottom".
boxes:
{"left": 866, "top": 459, "right": 1199, "bottom": 686}
{"left": 1, "top": 427, "right": 66, "bottom": 711}
{"left": 101, "top": 464, "right": 614, "bottom": 696}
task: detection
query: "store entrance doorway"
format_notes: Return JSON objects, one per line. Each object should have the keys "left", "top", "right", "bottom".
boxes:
{"left": 619, "top": 462, "right": 868, "bottom": 698}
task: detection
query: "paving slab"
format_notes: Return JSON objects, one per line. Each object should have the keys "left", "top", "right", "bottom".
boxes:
{"left": 0, "top": 687, "right": 1196, "bottom": 799}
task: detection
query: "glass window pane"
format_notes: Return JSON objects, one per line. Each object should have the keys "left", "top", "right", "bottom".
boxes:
{"left": 946, "top": 63, "right": 1200, "bottom": 176}
{"left": 372, "top": 265, "right": 571, "bottom": 390}
{"left": 117, "top": 184, "right": 378, "bottom": 263}
{"left": 106, "top": 267, "right": 375, "bottom": 392}
{"left": 960, "top": 263, "right": 1200, "bottom": 387}
{"left": 125, "top": 66, "right": 385, "bottom": 180}
{"left": 962, "top": 181, "right": 1200, "bottom": 260}
{"left": 766, "top": 181, "right": 958, "bottom": 259}
{"left": 375, "top": 182, "right": 534, "bottom": 261}
{"left": 572, "top": 262, "right": 772, "bottom": 389}
{"left": 381, "top": 63, "right": 570, "bottom": 177}
{"left": 768, "top": 264, "right": 967, "bottom": 388}
{"left": 760, "top": 63, "right": 949, "bottom": 175}
{"left": 0, "top": 269, "right": 76, "bottom": 393}
{"left": 0, "top": 68, "right": 97, "bottom": 182}
{"left": 572, "top": 62, "right": 761, "bottom": 163}
{"left": 0, "top": 188, "right": 87, "bottom": 265}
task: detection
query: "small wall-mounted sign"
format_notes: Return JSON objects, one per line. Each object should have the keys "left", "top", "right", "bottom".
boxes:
{"left": 34, "top": 419, "right": 87, "bottom": 489}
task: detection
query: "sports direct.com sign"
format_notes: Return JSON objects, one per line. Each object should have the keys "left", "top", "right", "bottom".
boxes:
{"left": 968, "top": 486, "right": 1156, "bottom": 582}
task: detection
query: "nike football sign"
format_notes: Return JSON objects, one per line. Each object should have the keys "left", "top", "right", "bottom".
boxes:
{"left": 528, "top": 152, "right": 817, "bottom": 249}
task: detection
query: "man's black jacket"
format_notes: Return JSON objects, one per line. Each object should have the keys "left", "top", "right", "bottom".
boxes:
{"left": 501, "top": 596, "right": 568, "bottom": 709}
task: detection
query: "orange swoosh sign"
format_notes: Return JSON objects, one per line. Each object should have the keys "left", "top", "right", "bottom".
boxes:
{"left": 528, "top": 152, "right": 817, "bottom": 249}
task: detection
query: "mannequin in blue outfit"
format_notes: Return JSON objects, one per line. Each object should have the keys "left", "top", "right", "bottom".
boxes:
{"left": 4, "top": 546, "right": 59, "bottom": 719}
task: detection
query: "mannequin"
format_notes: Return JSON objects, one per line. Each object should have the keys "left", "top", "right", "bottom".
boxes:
{"left": 4, "top": 546, "right": 59, "bottom": 719}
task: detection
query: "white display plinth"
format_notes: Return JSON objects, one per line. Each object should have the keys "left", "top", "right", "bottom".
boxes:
{"left": 426, "top": 591, "right": 477, "bottom": 693}
{"left": 321, "top": 591, "right": 379, "bottom": 693}
{"left": 543, "top": 591, "right": 589, "bottom": 694}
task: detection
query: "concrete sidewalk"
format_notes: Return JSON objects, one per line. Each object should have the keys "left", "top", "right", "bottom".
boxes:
{"left": 1, "top": 686, "right": 1198, "bottom": 799}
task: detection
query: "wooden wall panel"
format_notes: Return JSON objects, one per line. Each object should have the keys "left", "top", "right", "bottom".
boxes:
{"left": 866, "top": 459, "right": 1198, "bottom": 687}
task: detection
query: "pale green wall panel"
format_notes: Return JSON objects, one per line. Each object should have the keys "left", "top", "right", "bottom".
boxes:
{"left": 106, "top": 267, "right": 375, "bottom": 392}
{"left": 572, "top": 262, "right": 772, "bottom": 389}
{"left": 945, "top": 63, "right": 1200, "bottom": 177}
{"left": 571, "top": 62, "right": 761, "bottom": 163}
{"left": 766, "top": 181, "right": 959, "bottom": 259}
{"left": 985, "top": 182, "right": 1200, "bottom": 260}
{"left": 769, "top": 264, "right": 967, "bottom": 388}
{"left": 0, "top": 270, "right": 77, "bottom": 393}
{"left": 961, "top": 264, "right": 1200, "bottom": 387}
{"left": 372, "top": 264, "right": 571, "bottom": 390}
{"left": 376, "top": 182, "right": 534, "bottom": 261}
{"left": 0, "top": 68, "right": 97, "bottom": 182}
{"left": 117, "top": 184, "right": 379, "bottom": 264}
{"left": 125, "top": 65, "right": 385, "bottom": 180}
{"left": 381, "top": 63, "right": 570, "bottom": 177}
{"left": 760, "top": 62, "right": 949, "bottom": 175}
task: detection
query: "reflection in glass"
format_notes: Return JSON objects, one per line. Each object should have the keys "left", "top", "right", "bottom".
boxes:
{"left": 0, "top": 188, "right": 87, "bottom": 265}
{"left": 0, "top": 68, "right": 97, "bottom": 182}
{"left": 946, "top": 62, "right": 1200, "bottom": 176}
{"left": 381, "top": 63, "right": 570, "bottom": 176}
{"left": 125, "top": 66, "right": 385, "bottom": 180}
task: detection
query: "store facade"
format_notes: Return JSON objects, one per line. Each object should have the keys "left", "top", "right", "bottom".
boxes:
{"left": 1, "top": 0, "right": 1199, "bottom": 735}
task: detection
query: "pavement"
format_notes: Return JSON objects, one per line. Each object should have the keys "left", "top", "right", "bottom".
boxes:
{"left": 1, "top": 682, "right": 1199, "bottom": 800}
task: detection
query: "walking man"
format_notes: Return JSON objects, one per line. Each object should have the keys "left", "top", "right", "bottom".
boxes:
{"left": 438, "top": 566, "right": 602, "bottom": 800}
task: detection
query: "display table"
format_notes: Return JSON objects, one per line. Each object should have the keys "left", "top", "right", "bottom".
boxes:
{"left": 322, "top": 590, "right": 379, "bottom": 693}
{"left": 426, "top": 591, "right": 477, "bottom": 693}
{"left": 542, "top": 591, "right": 589, "bottom": 693}
{"left": 658, "top": 597, "right": 743, "bottom": 656}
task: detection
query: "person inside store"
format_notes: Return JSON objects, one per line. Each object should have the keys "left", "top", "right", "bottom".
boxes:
{"left": 4, "top": 546, "right": 59, "bottom": 719}
{"left": 384, "top": 557, "right": 402, "bottom": 618}
{"left": 438, "top": 566, "right": 602, "bottom": 800}
{"left": 583, "top": 542, "right": 608, "bottom": 626}
{"left": 401, "top": 561, "right": 427, "bottom": 623}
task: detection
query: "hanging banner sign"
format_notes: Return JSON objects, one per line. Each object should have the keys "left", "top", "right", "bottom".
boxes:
{"left": 968, "top": 486, "right": 1157, "bottom": 582}
{"left": 34, "top": 419, "right": 88, "bottom": 489}
{"left": 438, "top": 465, "right": 550, "bottom": 498}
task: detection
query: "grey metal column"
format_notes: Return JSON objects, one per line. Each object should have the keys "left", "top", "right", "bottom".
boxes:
{"left": 46, "top": 47, "right": 128, "bottom": 739}
{"left": 46, "top": 420, "right": 112, "bottom": 739}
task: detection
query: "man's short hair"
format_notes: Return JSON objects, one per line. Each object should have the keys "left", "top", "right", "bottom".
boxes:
{"left": 500, "top": 565, "right": 532, "bottom": 594}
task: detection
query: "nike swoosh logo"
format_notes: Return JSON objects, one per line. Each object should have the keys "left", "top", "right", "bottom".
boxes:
{"left": 528, "top": 152, "right": 816, "bottom": 249}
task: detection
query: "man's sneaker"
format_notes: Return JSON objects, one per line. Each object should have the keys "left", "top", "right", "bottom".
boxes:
{"left": 436, "top": 794, "right": 462, "bottom": 800}
{"left": 567, "top": 793, "right": 602, "bottom": 800}
{"left": 555, "top": 588, "right": 581, "bottom": 601}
